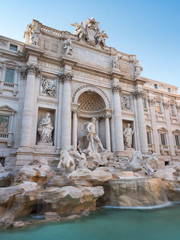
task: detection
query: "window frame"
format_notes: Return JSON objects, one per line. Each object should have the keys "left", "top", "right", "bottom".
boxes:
{"left": 9, "top": 44, "right": 18, "bottom": 52}
{"left": 5, "top": 68, "right": 15, "bottom": 83}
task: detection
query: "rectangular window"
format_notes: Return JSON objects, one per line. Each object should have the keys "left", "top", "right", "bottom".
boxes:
{"left": 156, "top": 102, "right": 161, "bottom": 112}
{"left": 175, "top": 135, "right": 180, "bottom": 146}
{"left": 9, "top": 44, "right": 18, "bottom": 51}
{"left": 0, "top": 115, "right": 9, "bottom": 134}
{"left": 168, "top": 88, "right": 171, "bottom": 92}
{"left": 154, "top": 84, "right": 158, "bottom": 89}
{"left": 5, "top": 68, "right": 15, "bottom": 83}
{"left": 147, "top": 131, "right": 152, "bottom": 144}
{"left": 160, "top": 133, "right": 167, "bottom": 145}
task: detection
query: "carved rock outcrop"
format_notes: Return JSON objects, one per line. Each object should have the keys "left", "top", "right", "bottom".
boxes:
{"left": 68, "top": 168, "right": 113, "bottom": 186}
{"left": 41, "top": 186, "right": 104, "bottom": 215}
{"left": 17, "top": 161, "right": 53, "bottom": 185}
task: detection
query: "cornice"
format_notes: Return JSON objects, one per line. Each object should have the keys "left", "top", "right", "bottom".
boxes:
{"left": 134, "top": 78, "right": 146, "bottom": 85}
{"left": 110, "top": 71, "right": 124, "bottom": 80}
{"left": 22, "top": 44, "right": 44, "bottom": 60}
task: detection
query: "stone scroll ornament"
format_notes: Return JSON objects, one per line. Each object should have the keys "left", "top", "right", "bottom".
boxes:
{"left": 38, "top": 112, "right": 54, "bottom": 145}
{"left": 71, "top": 17, "right": 108, "bottom": 48}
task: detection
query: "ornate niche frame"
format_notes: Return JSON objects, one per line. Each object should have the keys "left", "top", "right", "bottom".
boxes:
{"left": 0, "top": 105, "right": 16, "bottom": 147}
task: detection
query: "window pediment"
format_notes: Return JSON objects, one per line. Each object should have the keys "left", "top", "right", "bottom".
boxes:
{"left": 158, "top": 127, "right": 167, "bottom": 133}
{"left": 0, "top": 105, "right": 16, "bottom": 113}
{"left": 146, "top": 125, "right": 153, "bottom": 131}
{"left": 172, "top": 129, "right": 180, "bottom": 135}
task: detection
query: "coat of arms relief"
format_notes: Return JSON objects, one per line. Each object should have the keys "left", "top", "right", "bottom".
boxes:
{"left": 71, "top": 17, "right": 108, "bottom": 48}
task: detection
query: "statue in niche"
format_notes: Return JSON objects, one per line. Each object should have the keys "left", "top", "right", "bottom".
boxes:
{"left": 41, "top": 78, "right": 56, "bottom": 97}
{"left": 64, "top": 37, "right": 73, "bottom": 55}
{"left": 38, "top": 112, "right": 54, "bottom": 145}
{"left": 83, "top": 117, "right": 105, "bottom": 153}
{"left": 123, "top": 123, "right": 134, "bottom": 148}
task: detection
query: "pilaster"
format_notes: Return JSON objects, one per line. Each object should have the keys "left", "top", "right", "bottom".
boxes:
{"left": 148, "top": 98, "right": 160, "bottom": 154}
{"left": 163, "top": 101, "right": 175, "bottom": 156}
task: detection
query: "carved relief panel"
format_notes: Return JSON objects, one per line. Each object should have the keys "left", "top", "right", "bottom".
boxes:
{"left": 121, "top": 95, "right": 132, "bottom": 111}
{"left": 40, "top": 77, "right": 57, "bottom": 97}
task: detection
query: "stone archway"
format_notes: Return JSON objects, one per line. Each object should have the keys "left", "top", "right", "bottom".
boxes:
{"left": 72, "top": 84, "right": 111, "bottom": 109}
{"left": 72, "top": 87, "right": 112, "bottom": 151}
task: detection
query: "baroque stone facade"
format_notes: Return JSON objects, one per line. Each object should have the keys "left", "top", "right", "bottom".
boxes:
{"left": 0, "top": 18, "right": 180, "bottom": 171}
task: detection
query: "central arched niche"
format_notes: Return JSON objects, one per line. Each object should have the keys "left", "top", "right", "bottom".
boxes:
{"left": 78, "top": 91, "right": 106, "bottom": 111}
{"left": 77, "top": 91, "right": 106, "bottom": 149}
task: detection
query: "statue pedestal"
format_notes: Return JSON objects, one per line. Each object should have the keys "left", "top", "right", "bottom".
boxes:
{"left": 124, "top": 148, "right": 135, "bottom": 158}
{"left": 37, "top": 142, "right": 53, "bottom": 146}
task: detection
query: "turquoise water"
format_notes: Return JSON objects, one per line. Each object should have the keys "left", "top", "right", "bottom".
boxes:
{"left": 1, "top": 203, "right": 180, "bottom": 240}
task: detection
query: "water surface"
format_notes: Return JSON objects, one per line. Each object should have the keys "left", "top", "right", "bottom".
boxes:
{"left": 1, "top": 203, "right": 180, "bottom": 240}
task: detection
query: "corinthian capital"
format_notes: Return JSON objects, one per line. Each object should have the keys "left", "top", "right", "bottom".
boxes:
{"left": 163, "top": 101, "right": 170, "bottom": 109}
{"left": 148, "top": 97, "right": 156, "bottom": 106}
{"left": 132, "top": 90, "right": 144, "bottom": 99}
{"left": 112, "top": 84, "right": 121, "bottom": 94}
{"left": 59, "top": 72, "right": 73, "bottom": 82}
{"left": 26, "top": 64, "right": 41, "bottom": 76}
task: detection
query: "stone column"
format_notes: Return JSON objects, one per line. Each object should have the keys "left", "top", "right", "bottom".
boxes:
{"left": 20, "top": 65, "right": 40, "bottom": 147}
{"left": 104, "top": 113, "right": 111, "bottom": 151}
{"left": 57, "top": 79, "right": 63, "bottom": 150}
{"left": 72, "top": 103, "right": 79, "bottom": 150}
{"left": 163, "top": 102, "right": 175, "bottom": 156}
{"left": 95, "top": 118, "right": 99, "bottom": 136}
{"left": 112, "top": 84, "right": 124, "bottom": 154}
{"left": 60, "top": 73, "right": 72, "bottom": 148}
{"left": 148, "top": 98, "right": 160, "bottom": 154}
{"left": 133, "top": 90, "right": 148, "bottom": 153}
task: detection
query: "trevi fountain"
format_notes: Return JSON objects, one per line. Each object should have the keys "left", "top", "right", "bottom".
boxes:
{"left": 0, "top": 18, "right": 180, "bottom": 240}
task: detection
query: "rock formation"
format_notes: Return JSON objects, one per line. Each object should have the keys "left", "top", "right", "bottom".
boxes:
{"left": 0, "top": 146, "right": 180, "bottom": 229}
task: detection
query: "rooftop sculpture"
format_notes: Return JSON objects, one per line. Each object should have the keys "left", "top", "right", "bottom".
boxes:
{"left": 71, "top": 17, "right": 108, "bottom": 48}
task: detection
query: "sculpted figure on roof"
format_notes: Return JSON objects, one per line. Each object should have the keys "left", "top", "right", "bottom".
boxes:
{"left": 71, "top": 17, "right": 108, "bottom": 48}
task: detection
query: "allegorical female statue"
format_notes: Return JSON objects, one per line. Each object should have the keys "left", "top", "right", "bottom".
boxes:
{"left": 123, "top": 123, "right": 134, "bottom": 148}
{"left": 38, "top": 112, "right": 54, "bottom": 145}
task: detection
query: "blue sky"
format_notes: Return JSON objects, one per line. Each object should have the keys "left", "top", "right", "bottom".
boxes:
{"left": 0, "top": 0, "right": 180, "bottom": 92}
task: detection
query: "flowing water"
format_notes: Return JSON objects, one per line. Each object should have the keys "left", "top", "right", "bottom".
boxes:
{"left": 1, "top": 203, "right": 180, "bottom": 240}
